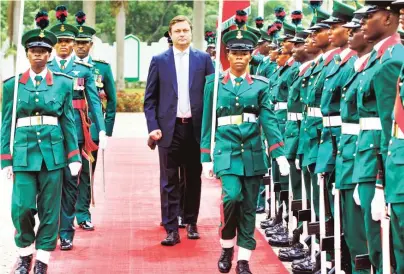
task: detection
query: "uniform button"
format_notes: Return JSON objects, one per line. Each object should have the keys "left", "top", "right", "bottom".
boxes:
{"left": 220, "top": 106, "right": 223, "bottom": 109}
{"left": 236, "top": 103, "right": 239, "bottom": 106}
{"left": 35, "top": 98, "right": 39, "bottom": 102}
{"left": 320, "top": 140, "right": 323, "bottom": 143}
{"left": 388, "top": 151, "right": 391, "bottom": 156}
{"left": 326, "top": 78, "right": 329, "bottom": 81}
{"left": 344, "top": 98, "right": 347, "bottom": 101}
{"left": 353, "top": 153, "right": 356, "bottom": 157}
{"left": 36, "top": 132, "right": 40, "bottom": 136}
{"left": 310, "top": 76, "right": 314, "bottom": 78}
{"left": 236, "top": 97, "right": 239, "bottom": 100}
{"left": 362, "top": 72, "right": 366, "bottom": 75}
{"left": 38, "top": 139, "right": 41, "bottom": 143}
{"left": 356, "top": 142, "right": 358, "bottom": 145}
{"left": 309, "top": 83, "right": 311, "bottom": 85}
{"left": 370, "top": 144, "right": 374, "bottom": 148}
{"left": 343, "top": 88, "right": 346, "bottom": 91}
{"left": 36, "top": 92, "right": 39, "bottom": 95}
{"left": 35, "top": 112, "right": 39, "bottom": 115}
{"left": 304, "top": 129, "right": 307, "bottom": 131}
{"left": 390, "top": 140, "right": 393, "bottom": 145}
{"left": 342, "top": 94, "right": 345, "bottom": 98}
{"left": 241, "top": 149, "right": 244, "bottom": 152}
{"left": 302, "top": 84, "right": 305, "bottom": 87}
{"left": 337, "top": 150, "right": 340, "bottom": 154}
{"left": 360, "top": 87, "right": 363, "bottom": 90}
{"left": 399, "top": 82, "right": 403, "bottom": 87}
{"left": 252, "top": 105, "right": 254, "bottom": 108}
{"left": 241, "top": 143, "right": 244, "bottom": 147}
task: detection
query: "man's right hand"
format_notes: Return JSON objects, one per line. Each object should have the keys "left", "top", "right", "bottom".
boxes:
{"left": 149, "top": 129, "right": 162, "bottom": 141}
{"left": 3, "top": 166, "right": 13, "bottom": 180}
{"left": 202, "top": 162, "right": 214, "bottom": 179}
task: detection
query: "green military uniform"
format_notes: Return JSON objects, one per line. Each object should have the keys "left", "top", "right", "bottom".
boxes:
{"left": 48, "top": 13, "right": 106, "bottom": 244}
{"left": 200, "top": 29, "right": 285, "bottom": 253}
{"left": 73, "top": 14, "right": 117, "bottom": 226}
{"left": 0, "top": 17, "right": 81, "bottom": 262}
{"left": 352, "top": 4, "right": 404, "bottom": 272}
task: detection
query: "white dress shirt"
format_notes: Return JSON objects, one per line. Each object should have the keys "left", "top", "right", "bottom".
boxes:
{"left": 55, "top": 55, "right": 72, "bottom": 69}
{"left": 354, "top": 52, "right": 371, "bottom": 72}
{"left": 173, "top": 46, "right": 191, "bottom": 118}
{"left": 29, "top": 68, "right": 48, "bottom": 87}
{"left": 78, "top": 56, "right": 90, "bottom": 63}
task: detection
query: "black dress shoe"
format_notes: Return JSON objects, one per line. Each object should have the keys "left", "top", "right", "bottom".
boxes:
{"left": 292, "top": 255, "right": 310, "bottom": 267}
{"left": 260, "top": 217, "right": 279, "bottom": 229}
{"left": 279, "top": 243, "right": 304, "bottom": 253}
{"left": 186, "top": 224, "right": 200, "bottom": 239}
{"left": 235, "top": 260, "right": 252, "bottom": 274}
{"left": 15, "top": 254, "right": 33, "bottom": 274}
{"left": 60, "top": 239, "right": 73, "bottom": 251}
{"left": 265, "top": 223, "right": 287, "bottom": 237}
{"left": 292, "top": 257, "right": 315, "bottom": 274}
{"left": 278, "top": 244, "right": 307, "bottom": 262}
{"left": 34, "top": 260, "right": 48, "bottom": 274}
{"left": 256, "top": 206, "right": 265, "bottom": 214}
{"left": 178, "top": 216, "right": 186, "bottom": 228}
{"left": 161, "top": 231, "right": 180, "bottom": 246}
{"left": 218, "top": 247, "right": 234, "bottom": 273}
{"left": 268, "top": 232, "right": 290, "bottom": 247}
{"left": 79, "top": 220, "right": 95, "bottom": 231}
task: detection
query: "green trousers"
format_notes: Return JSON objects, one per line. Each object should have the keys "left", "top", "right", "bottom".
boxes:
{"left": 391, "top": 203, "right": 404, "bottom": 274}
{"left": 257, "top": 180, "right": 265, "bottom": 208}
{"left": 341, "top": 189, "right": 370, "bottom": 274}
{"left": 220, "top": 175, "right": 260, "bottom": 250}
{"left": 289, "top": 160, "right": 302, "bottom": 200}
{"left": 12, "top": 165, "right": 63, "bottom": 251}
{"left": 307, "top": 164, "right": 319, "bottom": 218}
{"left": 358, "top": 182, "right": 382, "bottom": 273}
{"left": 75, "top": 143, "right": 99, "bottom": 224}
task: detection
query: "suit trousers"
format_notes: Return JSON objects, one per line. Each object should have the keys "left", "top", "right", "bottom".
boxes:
{"left": 158, "top": 121, "right": 202, "bottom": 232}
{"left": 219, "top": 175, "right": 261, "bottom": 250}
{"left": 12, "top": 164, "right": 63, "bottom": 251}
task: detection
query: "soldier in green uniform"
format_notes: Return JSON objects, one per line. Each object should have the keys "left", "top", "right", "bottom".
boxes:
{"left": 73, "top": 11, "right": 117, "bottom": 231}
{"left": 48, "top": 6, "right": 106, "bottom": 250}
{"left": 351, "top": 2, "right": 404, "bottom": 273}
{"left": 200, "top": 22, "right": 290, "bottom": 274}
{"left": 334, "top": 12, "right": 374, "bottom": 274}
{"left": 380, "top": 1, "right": 404, "bottom": 273}
{"left": 1, "top": 12, "right": 81, "bottom": 274}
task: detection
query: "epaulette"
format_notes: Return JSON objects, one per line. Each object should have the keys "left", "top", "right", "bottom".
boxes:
{"left": 54, "top": 71, "right": 73, "bottom": 79}
{"left": 92, "top": 59, "right": 109, "bottom": 64}
{"left": 3, "top": 75, "right": 16, "bottom": 84}
{"left": 251, "top": 75, "right": 269, "bottom": 84}
{"left": 74, "top": 60, "right": 93, "bottom": 68}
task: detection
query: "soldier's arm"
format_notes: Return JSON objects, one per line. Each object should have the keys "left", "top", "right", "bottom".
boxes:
{"left": 200, "top": 75, "right": 215, "bottom": 163}
{"left": 374, "top": 59, "right": 402, "bottom": 167}
{"left": 0, "top": 79, "right": 14, "bottom": 168}
{"left": 143, "top": 56, "right": 160, "bottom": 133}
{"left": 103, "top": 64, "right": 117, "bottom": 136}
{"left": 60, "top": 78, "right": 81, "bottom": 164}
{"left": 84, "top": 68, "right": 106, "bottom": 132}
{"left": 250, "top": 55, "right": 264, "bottom": 66}
{"left": 259, "top": 81, "right": 285, "bottom": 158}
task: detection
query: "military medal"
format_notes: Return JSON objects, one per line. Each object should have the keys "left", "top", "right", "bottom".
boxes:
{"left": 95, "top": 74, "right": 104, "bottom": 88}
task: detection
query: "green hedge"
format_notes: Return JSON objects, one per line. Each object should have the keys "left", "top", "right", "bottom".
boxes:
{"left": 116, "top": 90, "right": 144, "bottom": 112}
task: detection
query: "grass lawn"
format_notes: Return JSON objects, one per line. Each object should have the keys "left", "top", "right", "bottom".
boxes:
{"left": 124, "top": 88, "right": 144, "bottom": 94}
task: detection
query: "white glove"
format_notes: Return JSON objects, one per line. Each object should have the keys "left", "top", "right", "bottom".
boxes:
{"left": 3, "top": 166, "right": 13, "bottom": 180}
{"left": 69, "top": 162, "right": 82, "bottom": 176}
{"left": 276, "top": 156, "right": 290, "bottom": 176}
{"left": 371, "top": 187, "right": 386, "bottom": 221}
{"left": 332, "top": 183, "right": 336, "bottom": 196}
{"left": 295, "top": 158, "right": 301, "bottom": 170}
{"left": 99, "top": 130, "right": 108, "bottom": 150}
{"left": 202, "top": 162, "right": 214, "bottom": 179}
{"left": 353, "top": 184, "right": 361, "bottom": 206}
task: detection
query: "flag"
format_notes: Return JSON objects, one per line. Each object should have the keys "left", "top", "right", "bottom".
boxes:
{"left": 217, "top": 0, "right": 251, "bottom": 71}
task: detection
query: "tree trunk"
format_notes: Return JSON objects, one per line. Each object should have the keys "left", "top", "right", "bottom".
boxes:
{"left": 192, "top": 1, "right": 205, "bottom": 51}
{"left": 115, "top": 2, "right": 126, "bottom": 92}
{"left": 83, "top": 0, "right": 96, "bottom": 27}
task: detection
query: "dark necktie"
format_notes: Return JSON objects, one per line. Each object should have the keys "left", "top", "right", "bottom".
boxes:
{"left": 234, "top": 77, "right": 243, "bottom": 93}
{"left": 34, "top": 75, "right": 43, "bottom": 88}
{"left": 60, "top": 59, "right": 66, "bottom": 70}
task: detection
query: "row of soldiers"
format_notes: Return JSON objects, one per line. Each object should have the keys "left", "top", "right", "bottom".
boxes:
{"left": 0, "top": 6, "right": 116, "bottom": 274}
{"left": 234, "top": 1, "right": 404, "bottom": 273}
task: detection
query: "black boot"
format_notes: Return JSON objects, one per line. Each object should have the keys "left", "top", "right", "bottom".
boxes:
{"left": 15, "top": 255, "right": 33, "bottom": 274}
{"left": 235, "top": 260, "right": 252, "bottom": 274}
{"left": 218, "top": 247, "right": 234, "bottom": 273}
{"left": 265, "top": 223, "right": 287, "bottom": 237}
{"left": 34, "top": 260, "right": 48, "bottom": 274}
{"left": 261, "top": 204, "right": 283, "bottom": 229}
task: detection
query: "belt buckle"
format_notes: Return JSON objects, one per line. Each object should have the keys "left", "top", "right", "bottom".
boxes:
{"left": 232, "top": 115, "right": 242, "bottom": 125}
{"left": 36, "top": 116, "right": 41, "bottom": 125}
{"left": 181, "top": 118, "right": 188, "bottom": 124}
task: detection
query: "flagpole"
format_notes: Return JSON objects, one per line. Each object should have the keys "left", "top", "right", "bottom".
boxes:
{"left": 210, "top": 0, "right": 224, "bottom": 160}
{"left": 10, "top": 0, "right": 25, "bottom": 154}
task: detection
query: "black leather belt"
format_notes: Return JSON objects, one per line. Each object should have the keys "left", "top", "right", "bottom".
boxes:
{"left": 176, "top": 117, "right": 192, "bottom": 124}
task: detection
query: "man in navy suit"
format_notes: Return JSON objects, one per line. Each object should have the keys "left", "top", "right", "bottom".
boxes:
{"left": 144, "top": 15, "right": 214, "bottom": 246}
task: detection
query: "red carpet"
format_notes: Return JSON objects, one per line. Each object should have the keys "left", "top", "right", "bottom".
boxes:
{"left": 46, "top": 138, "right": 289, "bottom": 273}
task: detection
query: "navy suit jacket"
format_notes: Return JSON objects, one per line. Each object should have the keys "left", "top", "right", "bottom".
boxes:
{"left": 144, "top": 47, "right": 214, "bottom": 148}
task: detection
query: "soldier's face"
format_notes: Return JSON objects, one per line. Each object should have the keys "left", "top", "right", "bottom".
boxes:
{"left": 360, "top": 10, "right": 391, "bottom": 41}
{"left": 329, "top": 23, "right": 349, "bottom": 48}
{"left": 312, "top": 29, "right": 330, "bottom": 49}
{"left": 169, "top": 21, "right": 192, "bottom": 48}
{"left": 55, "top": 38, "right": 74, "bottom": 58}
{"left": 348, "top": 28, "right": 367, "bottom": 52}
{"left": 27, "top": 47, "right": 50, "bottom": 68}
{"left": 400, "top": 8, "right": 404, "bottom": 27}
{"left": 305, "top": 35, "right": 321, "bottom": 54}
{"left": 258, "top": 41, "right": 270, "bottom": 55}
{"left": 292, "top": 43, "right": 306, "bottom": 63}
{"left": 281, "top": 40, "right": 294, "bottom": 55}
{"left": 74, "top": 41, "right": 93, "bottom": 59}
{"left": 227, "top": 50, "right": 251, "bottom": 73}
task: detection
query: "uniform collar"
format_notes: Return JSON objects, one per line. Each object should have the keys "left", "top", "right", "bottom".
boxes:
{"left": 373, "top": 33, "right": 401, "bottom": 58}
{"left": 339, "top": 48, "right": 357, "bottom": 65}
{"left": 299, "top": 60, "right": 312, "bottom": 75}
{"left": 286, "top": 56, "right": 295, "bottom": 66}
{"left": 222, "top": 70, "right": 253, "bottom": 84}
{"left": 29, "top": 68, "right": 48, "bottom": 84}
{"left": 230, "top": 72, "right": 247, "bottom": 82}
{"left": 323, "top": 48, "right": 342, "bottom": 66}
{"left": 77, "top": 55, "right": 90, "bottom": 63}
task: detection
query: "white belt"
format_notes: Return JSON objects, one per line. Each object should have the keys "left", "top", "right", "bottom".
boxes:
{"left": 16, "top": 116, "right": 58, "bottom": 128}
{"left": 217, "top": 113, "right": 257, "bottom": 126}
{"left": 274, "top": 102, "right": 288, "bottom": 111}
{"left": 392, "top": 122, "right": 404, "bottom": 139}
{"left": 359, "top": 117, "right": 382, "bottom": 131}
{"left": 307, "top": 107, "right": 322, "bottom": 118}
{"left": 341, "top": 123, "right": 360, "bottom": 135}
{"left": 287, "top": 112, "right": 303, "bottom": 121}
{"left": 322, "top": 116, "right": 342, "bottom": 127}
